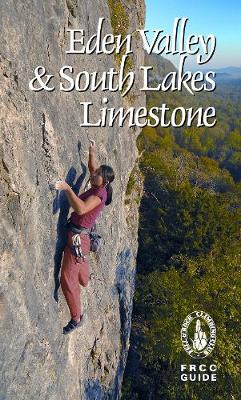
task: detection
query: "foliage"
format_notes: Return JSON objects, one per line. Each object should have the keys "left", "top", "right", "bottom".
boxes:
{"left": 122, "top": 80, "right": 241, "bottom": 399}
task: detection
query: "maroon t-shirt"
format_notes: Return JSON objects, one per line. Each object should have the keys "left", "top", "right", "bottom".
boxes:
{"left": 70, "top": 185, "right": 108, "bottom": 229}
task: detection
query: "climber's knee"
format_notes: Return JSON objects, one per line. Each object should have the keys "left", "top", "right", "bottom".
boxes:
{"left": 80, "top": 278, "right": 89, "bottom": 288}
{"left": 78, "top": 260, "right": 90, "bottom": 287}
{"left": 79, "top": 271, "right": 90, "bottom": 287}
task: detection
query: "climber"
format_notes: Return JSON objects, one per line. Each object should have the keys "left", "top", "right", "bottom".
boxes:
{"left": 55, "top": 140, "right": 115, "bottom": 334}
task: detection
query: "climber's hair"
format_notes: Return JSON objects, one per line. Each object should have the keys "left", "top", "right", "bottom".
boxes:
{"left": 99, "top": 164, "right": 115, "bottom": 205}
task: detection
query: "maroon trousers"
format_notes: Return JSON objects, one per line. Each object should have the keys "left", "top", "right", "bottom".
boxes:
{"left": 60, "top": 230, "right": 91, "bottom": 320}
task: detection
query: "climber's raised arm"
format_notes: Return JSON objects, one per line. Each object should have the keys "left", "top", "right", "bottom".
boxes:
{"left": 88, "top": 140, "right": 99, "bottom": 176}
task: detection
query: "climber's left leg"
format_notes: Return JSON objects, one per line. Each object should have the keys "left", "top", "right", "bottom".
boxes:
{"left": 78, "top": 233, "right": 91, "bottom": 288}
{"left": 60, "top": 247, "right": 81, "bottom": 321}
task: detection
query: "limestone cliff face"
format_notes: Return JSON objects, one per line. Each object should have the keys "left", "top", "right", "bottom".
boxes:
{"left": 0, "top": 1, "right": 145, "bottom": 399}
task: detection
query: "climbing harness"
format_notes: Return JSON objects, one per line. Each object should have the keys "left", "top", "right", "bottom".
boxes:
{"left": 64, "top": 218, "right": 91, "bottom": 262}
{"left": 65, "top": 218, "right": 102, "bottom": 254}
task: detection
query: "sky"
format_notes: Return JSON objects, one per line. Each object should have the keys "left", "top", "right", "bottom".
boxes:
{"left": 144, "top": 0, "right": 241, "bottom": 70}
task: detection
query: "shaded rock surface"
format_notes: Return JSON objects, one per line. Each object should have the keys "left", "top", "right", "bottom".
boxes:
{"left": 0, "top": 1, "right": 145, "bottom": 399}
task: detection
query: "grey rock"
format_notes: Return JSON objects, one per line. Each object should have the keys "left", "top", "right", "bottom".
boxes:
{"left": 0, "top": 1, "right": 145, "bottom": 399}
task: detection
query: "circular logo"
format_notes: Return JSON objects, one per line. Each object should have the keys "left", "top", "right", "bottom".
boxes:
{"left": 181, "top": 311, "right": 216, "bottom": 359}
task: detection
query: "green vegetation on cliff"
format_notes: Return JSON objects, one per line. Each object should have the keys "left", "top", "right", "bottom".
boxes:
{"left": 122, "top": 55, "right": 241, "bottom": 400}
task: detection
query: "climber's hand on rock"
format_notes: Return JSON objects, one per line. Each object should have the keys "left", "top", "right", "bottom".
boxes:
{"left": 89, "top": 139, "right": 96, "bottom": 153}
{"left": 54, "top": 181, "right": 70, "bottom": 191}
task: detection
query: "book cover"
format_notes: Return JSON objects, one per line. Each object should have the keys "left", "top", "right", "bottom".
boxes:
{"left": 0, "top": 1, "right": 240, "bottom": 399}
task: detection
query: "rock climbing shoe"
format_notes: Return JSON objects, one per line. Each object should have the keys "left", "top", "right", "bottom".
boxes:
{"left": 63, "top": 314, "right": 86, "bottom": 335}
